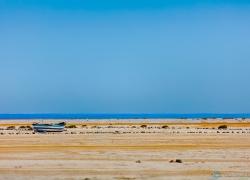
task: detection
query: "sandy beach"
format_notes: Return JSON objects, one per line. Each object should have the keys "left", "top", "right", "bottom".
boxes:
{"left": 0, "top": 119, "right": 250, "bottom": 180}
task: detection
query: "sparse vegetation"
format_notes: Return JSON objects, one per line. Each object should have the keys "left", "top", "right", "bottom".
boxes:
{"left": 65, "top": 124, "right": 77, "bottom": 128}
{"left": 169, "top": 159, "right": 183, "bottom": 163}
{"left": 19, "top": 125, "right": 32, "bottom": 130}
{"left": 136, "top": 160, "right": 141, "bottom": 163}
{"left": 162, "top": 125, "right": 169, "bottom": 129}
{"left": 26, "top": 126, "right": 33, "bottom": 131}
{"left": 218, "top": 125, "right": 227, "bottom": 130}
{"left": 19, "top": 126, "right": 26, "bottom": 129}
{"left": 175, "top": 159, "right": 182, "bottom": 163}
{"left": 6, "top": 126, "right": 15, "bottom": 130}
{"left": 140, "top": 124, "right": 147, "bottom": 128}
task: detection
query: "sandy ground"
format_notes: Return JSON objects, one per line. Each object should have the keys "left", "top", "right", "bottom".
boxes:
{"left": 0, "top": 119, "right": 250, "bottom": 180}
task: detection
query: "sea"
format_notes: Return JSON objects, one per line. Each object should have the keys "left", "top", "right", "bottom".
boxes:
{"left": 0, "top": 113, "right": 250, "bottom": 119}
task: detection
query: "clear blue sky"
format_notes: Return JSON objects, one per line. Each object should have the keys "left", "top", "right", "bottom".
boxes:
{"left": 0, "top": 0, "right": 250, "bottom": 113}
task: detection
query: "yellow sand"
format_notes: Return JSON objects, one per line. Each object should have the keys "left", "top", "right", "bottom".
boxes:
{"left": 0, "top": 119, "right": 250, "bottom": 180}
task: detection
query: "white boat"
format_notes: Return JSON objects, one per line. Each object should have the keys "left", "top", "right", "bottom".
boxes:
{"left": 32, "top": 122, "right": 65, "bottom": 132}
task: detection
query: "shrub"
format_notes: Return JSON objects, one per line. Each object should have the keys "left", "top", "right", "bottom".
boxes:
{"left": 19, "top": 125, "right": 32, "bottom": 130}
{"left": 81, "top": 125, "right": 87, "bottom": 128}
{"left": 65, "top": 124, "right": 77, "bottom": 128}
{"left": 19, "top": 126, "right": 26, "bottom": 129}
{"left": 162, "top": 125, "right": 169, "bottom": 129}
{"left": 140, "top": 124, "right": 147, "bottom": 128}
{"left": 136, "top": 160, "right": 141, "bottom": 163}
{"left": 218, "top": 125, "right": 227, "bottom": 130}
{"left": 6, "top": 126, "right": 15, "bottom": 130}
{"left": 26, "top": 126, "right": 33, "bottom": 131}
{"left": 175, "top": 159, "right": 182, "bottom": 163}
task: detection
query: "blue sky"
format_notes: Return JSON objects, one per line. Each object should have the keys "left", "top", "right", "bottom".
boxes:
{"left": 0, "top": 0, "right": 250, "bottom": 113}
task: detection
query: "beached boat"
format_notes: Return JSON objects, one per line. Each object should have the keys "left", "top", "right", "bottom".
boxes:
{"left": 32, "top": 122, "right": 66, "bottom": 132}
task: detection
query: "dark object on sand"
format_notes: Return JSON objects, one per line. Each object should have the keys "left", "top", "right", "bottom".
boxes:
{"left": 140, "top": 125, "right": 147, "bottom": 128}
{"left": 65, "top": 124, "right": 77, "bottom": 128}
{"left": 218, "top": 125, "right": 227, "bottom": 130}
{"left": 175, "top": 159, "right": 182, "bottom": 163}
{"left": 32, "top": 122, "right": 66, "bottom": 132}
{"left": 169, "top": 159, "right": 183, "bottom": 163}
{"left": 136, "top": 160, "right": 141, "bottom": 163}
{"left": 19, "top": 126, "right": 33, "bottom": 131}
{"left": 26, "top": 126, "right": 33, "bottom": 131}
{"left": 162, "top": 125, "right": 169, "bottom": 129}
{"left": 19, "top": 126, "right": 26, "bottom": 129}
{"left": 6, "top": 126, "right": 15, "bottom": 130}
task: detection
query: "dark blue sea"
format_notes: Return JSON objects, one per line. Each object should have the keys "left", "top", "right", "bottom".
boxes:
{"left": 0, "top": 113, "right": 249, "bottom": 119}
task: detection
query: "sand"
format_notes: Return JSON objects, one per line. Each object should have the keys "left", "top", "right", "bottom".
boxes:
{"left": 0, "top": 119, "right": 250, "bottom": 180}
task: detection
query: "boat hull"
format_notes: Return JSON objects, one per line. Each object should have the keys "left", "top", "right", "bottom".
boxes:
{"left": 32, "top": 123, "right": 65, "bottom": 132}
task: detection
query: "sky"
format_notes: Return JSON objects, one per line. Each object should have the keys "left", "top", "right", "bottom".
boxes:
{"left": 0, "top": 0, "right": 250, "bottom": 114}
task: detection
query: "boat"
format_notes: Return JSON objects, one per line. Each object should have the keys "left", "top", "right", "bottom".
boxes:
{"left": 32, "top": 122, "right": 66, "bottom": 132}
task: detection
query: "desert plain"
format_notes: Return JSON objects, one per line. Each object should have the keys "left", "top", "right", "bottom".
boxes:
{"left": 0, "top": 119, "right": 250, "bottom": 180}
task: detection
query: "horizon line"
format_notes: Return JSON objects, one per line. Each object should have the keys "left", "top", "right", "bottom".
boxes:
{"left": 0, "top": 113, "right": 250, "bottom": 119}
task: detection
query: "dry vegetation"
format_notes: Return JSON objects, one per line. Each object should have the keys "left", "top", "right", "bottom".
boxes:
{"left": 65, "top": 124, "right": 77, "bottom": 128}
